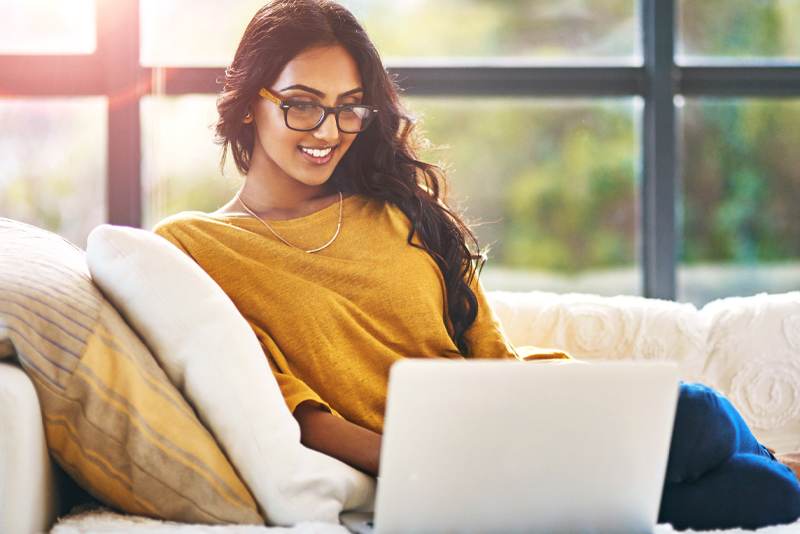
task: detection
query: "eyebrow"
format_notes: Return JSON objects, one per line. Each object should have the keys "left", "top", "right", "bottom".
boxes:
{"left": 278, "top": 84, "right": 364, "bottom": 99}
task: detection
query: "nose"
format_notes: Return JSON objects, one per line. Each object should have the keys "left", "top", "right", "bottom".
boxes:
{"left": 313, "top": 111, "right": 340, "bottom": 142}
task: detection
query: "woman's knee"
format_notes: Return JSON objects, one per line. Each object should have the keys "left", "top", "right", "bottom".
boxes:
{"left": 666, "top": 383, "right": 759, "bottom": 483}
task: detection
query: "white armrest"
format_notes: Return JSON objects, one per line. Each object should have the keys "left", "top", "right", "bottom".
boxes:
{"left": 0, "top": 361, "right": 60, "bottom": 534}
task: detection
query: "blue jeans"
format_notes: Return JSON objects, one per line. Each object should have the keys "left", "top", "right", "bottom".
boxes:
{"left": 659, "top": 383, "right": 800, "bottom": 530}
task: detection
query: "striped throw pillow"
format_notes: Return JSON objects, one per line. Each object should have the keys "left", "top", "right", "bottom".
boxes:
{"left": 0, "top": 218, "right": 262, "bottom": 525}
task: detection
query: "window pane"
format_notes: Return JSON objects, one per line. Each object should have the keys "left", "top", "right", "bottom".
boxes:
{"left": 141, "top": 94, "right": 241, "bottom": 228}
{"left": 0, "top": 98, "right": 107, "bottom": 248}
{"left": 678, "top": 0, "right": 800, "bottom": 60}
{"left": 344, "top": 0, "right": 639, "bottom": 62}
{"left": 0, "top": 0, "right": 95, "bottom": 54}
{"left": 140, "top": 0, "right": 265, "bottom": 66}
{"left": 408, "top": 97, "right": 641, "bottom": 295}
{"left": 140, "top": 0, "right": 639, "bottom": 66}
{"left": 679, "top": 98, "right": 800, "bottom": 306}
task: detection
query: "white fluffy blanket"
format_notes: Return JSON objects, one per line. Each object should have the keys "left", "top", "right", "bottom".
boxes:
{"left": 50, "top": 507, "right": 350, "bottom": 534}
{"left": 50, "top": 506, "right": 800, "bottom": 534}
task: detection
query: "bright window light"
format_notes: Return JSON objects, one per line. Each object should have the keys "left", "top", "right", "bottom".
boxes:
{"left": 0, "top": 0, "right": 96, "bottom": 55}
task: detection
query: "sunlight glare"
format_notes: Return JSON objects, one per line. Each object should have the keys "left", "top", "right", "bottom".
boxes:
{"left": 0, "top": 0, "right": 96, "bottom": 54}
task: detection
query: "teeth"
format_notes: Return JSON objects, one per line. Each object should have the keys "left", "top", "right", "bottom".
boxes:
{"left": 303, "top": 147, "right": 332, "bottom": 158}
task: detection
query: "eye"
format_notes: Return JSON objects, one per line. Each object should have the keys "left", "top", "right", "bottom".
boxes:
{"left": 291, "top": 103, "right": 318, "bottom": 112}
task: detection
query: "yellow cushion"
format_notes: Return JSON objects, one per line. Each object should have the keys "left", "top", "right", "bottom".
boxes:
{"left": 0, "top": 218, "right": 262, "bottom": 525}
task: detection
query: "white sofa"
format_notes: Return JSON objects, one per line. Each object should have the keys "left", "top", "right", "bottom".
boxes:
{"left": 5, "top": 290, "right": 800, "bottom": 532}
{"left": 488, "top": 290, "right": 800, "bottom": 454}
{"left": 3, "top": 217, "right": 800, "bottom": 533}
{"left": 0, "top": 362, "right": 60, "bottom": 534}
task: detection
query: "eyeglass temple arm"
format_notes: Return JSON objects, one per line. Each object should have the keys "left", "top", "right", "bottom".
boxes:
{"left": 259, "top": 88, "right": 282, "bottom": 106}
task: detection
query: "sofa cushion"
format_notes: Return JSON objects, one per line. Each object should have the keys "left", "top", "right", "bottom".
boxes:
{"left": 487, "top": 291, "right": 712, "bottom": 382}
{"left": 0, "top": 218, "right": 262, "bottom": 525}
{"left": 85, "top": 224, "right": 375, "bottom": 526}
{"left": 487, "top": 289, "right": 800, "bottom": 454}
{"left": 699, "top": 292, "right": 800, "bottom": 453}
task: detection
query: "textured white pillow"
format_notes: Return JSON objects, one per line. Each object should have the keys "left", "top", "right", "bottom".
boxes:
{"left": 487, "top": 290, "right": 712, "bottom": 382}
{"left": 86, "top": 225, "right": 375, "bottom": 526}
{"left": 699, "top": 292, "right": 800, "bottom": 453}
{"left": 488, "top": 289, "right": 800, "bottom": 454}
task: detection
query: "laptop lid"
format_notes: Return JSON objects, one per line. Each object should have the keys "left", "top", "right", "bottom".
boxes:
{"left": 371, "top": 360, "right": 679, "bottom": 534}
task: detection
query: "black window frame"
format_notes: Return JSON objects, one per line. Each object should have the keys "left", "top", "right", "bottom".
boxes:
{"left": 1, "top": 0, "right": 798, "bottom": 300}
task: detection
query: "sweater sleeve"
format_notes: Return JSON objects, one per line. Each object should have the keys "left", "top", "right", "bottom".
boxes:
{"left": 462, "top": 276, "right": 521, "bottom": 360}
{"left": 464, "top": 276, "right": 572, "bottom": 362}
{"left": 255, "top": 324, "right": 340, "bottom": 417}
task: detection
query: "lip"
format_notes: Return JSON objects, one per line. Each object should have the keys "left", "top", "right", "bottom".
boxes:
{"left": 298, "top": 145, "right": 337, "bottom": 165}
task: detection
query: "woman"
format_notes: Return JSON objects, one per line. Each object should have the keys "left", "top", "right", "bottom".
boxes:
{"left": 153, "top": 0, "right": 800, "bottom": 530}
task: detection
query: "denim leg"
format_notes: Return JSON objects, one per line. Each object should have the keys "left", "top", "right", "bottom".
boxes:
{"left": 659, "top": 453, "right": 800, "bottom": 530}
{"left": 659, "top": 383, "right": 800, "bottom": 530}
{"left": 665, "top": 382, "right": 772, "bottom": 484}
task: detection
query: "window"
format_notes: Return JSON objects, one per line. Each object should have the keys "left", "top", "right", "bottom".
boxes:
{"left": 678, "top": 0, "right": 800, "bottom": 60}
{"left": 342, "top": 0, "right": 639, "bottom": 61}
{"left": 0, "top": 98, "right": 106, "bottom": 248}
{"left": 140, "top": 94, "right": 241, "bottom": 228}
{"left": 409, "top": 96, "right": 640, "bottom": 295}
{"left": 679, "top": 97, "right": 800, "bottom": 304}
{"left": 139, "top": 0, "right": 265, "bottom": 66}
{"left": 1, "top": 0, "right": 798, "bottom": 305}
{"left": 0, "top": 0, "right": 96, "bottom": 54}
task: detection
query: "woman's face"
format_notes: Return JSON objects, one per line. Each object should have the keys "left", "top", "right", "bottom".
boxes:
{"left": 248, "top": 44, "right": 363, "bottom": 191}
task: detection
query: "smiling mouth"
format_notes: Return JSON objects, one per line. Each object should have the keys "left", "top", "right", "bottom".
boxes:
{"left": 298, "top": 145, "right": 337, "bottom": 165}
{"left": 300, "top": 146, "right": 334, "bottom": 158}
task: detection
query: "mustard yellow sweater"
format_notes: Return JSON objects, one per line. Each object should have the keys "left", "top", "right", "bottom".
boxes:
{"left": 153, "top": 195, "right": 564, "bottom": 433}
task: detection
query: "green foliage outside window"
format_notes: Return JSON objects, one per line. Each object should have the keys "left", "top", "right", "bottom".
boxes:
{"left": 410, "top": 98, "right": 637, "bottom": 274}
{"left": 682, "top": 100, "right": 800, "bottom": 264}
{"left": 0, "top": 98, "right": 106, "bottom": 249}
{"left": 343, "top": 0, "right": 636, "bottom": 59}
{"left": 680, "top": 0, "right": 800, "bottom": 57}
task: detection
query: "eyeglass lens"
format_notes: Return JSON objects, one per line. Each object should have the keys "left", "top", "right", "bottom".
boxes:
{"left": 286, "top": 104, "right": 373, "bottom": 132}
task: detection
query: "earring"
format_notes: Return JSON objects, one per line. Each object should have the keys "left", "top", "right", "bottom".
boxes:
{"left": 243, "top": 110, "right": 253, "bottom": 123}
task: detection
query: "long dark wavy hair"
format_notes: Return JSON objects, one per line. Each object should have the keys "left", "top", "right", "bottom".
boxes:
{"left": 216, "top": 0, "right": 485, "bottom": 354}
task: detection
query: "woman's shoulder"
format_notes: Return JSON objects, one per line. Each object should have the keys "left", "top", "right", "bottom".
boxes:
{"left": 152, "top": 210, "right": 245, "bottom": 236}
{"left": 152, "top": 211, "right": 255, "bottom": 257}
{"left": 151, "top": 211, "right": 199, "bottom": 239}
{"left": 153, "top": 209, "right": 264, "bottom": 264}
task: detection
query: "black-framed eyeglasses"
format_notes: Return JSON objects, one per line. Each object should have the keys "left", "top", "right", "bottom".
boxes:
{"left": 259, "top": 88, "right": 378, "bottom": 134}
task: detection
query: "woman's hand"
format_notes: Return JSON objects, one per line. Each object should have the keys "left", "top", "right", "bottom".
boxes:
{"left": 293, "top": 401, "right": 382, "bottom": 477}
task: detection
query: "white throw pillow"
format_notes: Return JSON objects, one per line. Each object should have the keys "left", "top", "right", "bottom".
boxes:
{"left": 699, "top": 292, "right": 800, "bottom": 453}
{"left": 487, "top": 290, "right": 712, "bottom": 382}
{"left": 86, "top": 224, "right": 375, "bottom": 526}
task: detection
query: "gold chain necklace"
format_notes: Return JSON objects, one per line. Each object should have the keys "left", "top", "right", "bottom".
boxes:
{"left": 237, "top": 191, "right": 343, "bottom": 254}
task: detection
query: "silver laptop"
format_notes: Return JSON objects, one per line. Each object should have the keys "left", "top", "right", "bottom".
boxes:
{"left": 342, "top": 359, "right": 679, "bottom": 534}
